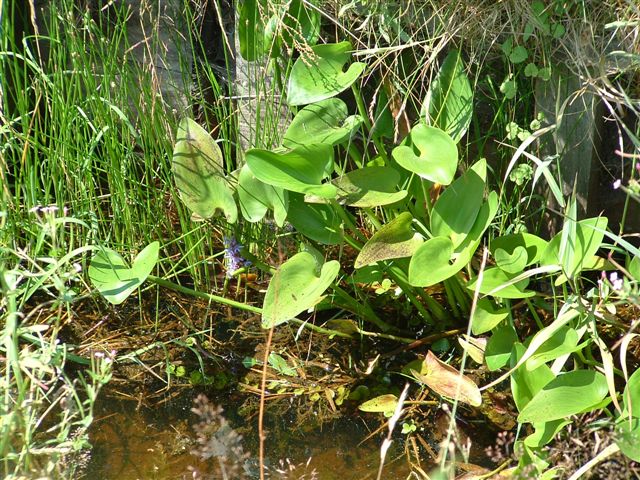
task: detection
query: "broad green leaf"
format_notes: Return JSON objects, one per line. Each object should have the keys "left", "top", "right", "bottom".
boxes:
{"left": 423, "top": 50, "right": 473, "bottom": 142}
{"left": 525, "top": 327, "right": 580, "bottom": 371}
{"left": 89, "top": 242, "right": 159, "bottom": 305}
{"left": 409, "top": 191, "right": 498, "bottom": 287}
{"left": 467, "top": 267, "right": 535, "bottom": 299}
{"left": 524, "top": 420, "right": 571, "bottom": 449}
{"left": 172, "top": 118, "right": 237, "bottom": 222}
{"left": 355, "top": 212, "right": 423, "bottom": 268}
{"left": 541, "top": 217, "right": 608, "bottom": 280}
{"left": 237, "top": 164, "right": 288, "bottom": 226}
{"left": 485, "top": 324, "right": 518, "bottom": 371}
{"left": 245, "top": 144, "right": 336, "bottom": 198}
{"left": 407, "top": 236, "right": 454, "bottom": 286}
{"left": 616, "top": 418, "right": 640, "bottom": 461}
{"left": 287, "top": 194, "right": 343, "bottom": 245}
{"left": 287, "top": 42, "right": 366, "bottom": 105}
{"left": 510, "top": 343, "right": 555, "bottom": 412}
{"left": 495, "top": 246, "right": 528, "bottom": 274}
{"left": 283, "top": 98, "right": 362, "bottom": 148}
{"left": 430, "top": 159, "right": 486, "bottom": 247}
{"left": 262, "top": 252, "right": 340, "bottom": 327}
{"left": 306, "top": 166, "right": 407, "bottom": 207}
{"left": 392, "top": 124, "right": 458, "bottom": 185}
{"left": 358, "top": 394, "right": 398, "bottom": 413}
{"left": 491, "top": 233, "right": 548, "bottom": 266}
{"left": 509, "top": 45, "right": 529, "bottom": 63}
{"left": 411, "top": 351, "right": 482, "bottom": 406}
{"left": 517, "top": 370, "right": 608, "bottom": 423}
{"left": 471, "top": 298, "right": 509, "bottom": 335}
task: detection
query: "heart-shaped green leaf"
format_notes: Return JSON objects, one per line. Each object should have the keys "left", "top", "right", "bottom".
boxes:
{"left": 89, "top": 242, "right": 159, "bottom": 305}
{"left": 616, "top": 418, "right": 640, "bottom": 462}
{"left": 287, "top": 193, "right": 343, "bottom": 245}
{"left": 430, "top": 159, "right": 486, "bottom": 247}
{"left": 282, "top": 98, "right": 362, "bottom": 148}
{"left": 262, "top": 252, "right": 340, "bottom": 328}
{"left": 423, "top": 50, "right": 473, "bottom": 143}
{"left": 491, "top": 233, "right": 548, "bottom": 267}
{"left": 392, "top": 124, "right": 458, "bottom": 185}
{"left": 495, "top": 246, "right": 528, "bottom": 274}
{"left": 517, "top": 370, "right": 608, "bottom": 423}
{"left": 287, "top": 42, "right": 366, "bottom": 106}
{"left": 237, "top": 164, "right": 289, "bottom": 226}
{"left": 172, "top": 118, "right": 237, "bottom": 222}
{"left": 246, "top": 144, "right": 336, "bottom": 198}
{"left": 355, "top": 212, "right": 423, "bottom": 268}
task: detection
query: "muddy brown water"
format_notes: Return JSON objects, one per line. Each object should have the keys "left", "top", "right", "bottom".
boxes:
{"left": 84, "top": 393, "right": 415, "bottom": 479}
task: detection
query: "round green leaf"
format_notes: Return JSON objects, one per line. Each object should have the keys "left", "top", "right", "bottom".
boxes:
{"left": 287, "top": 42, "right": 366, "bottom": 106}
{"left": 283, "top": 98, "right": 362, "bottom": 148}
{"left": 509, "top": 45, "right": 529, "bottom": 64}
{"left": 408, "top": 236, "right": 454, "bottom": 287}
{"left": 392, "top": 124, "right": 458, "bottom": 185}
{"left": 172, "top": 118, "right": 237, "bottom": 222}
{"left": 262, "top": 252, "right": 340, "bottom": 328}
{"left": 89, "top": 242, "right": 159, "bottom": 305}
{"left": 355, "top": 212, "right": 423, "bottom": 268}
{"left": 517, "top": 370, "right": 608, "bottom": 423}
{"left": 616, "top": 418, "right": 640, "bottom": 461}
{"left": 245, "top": 144, "right": 336, "bottom": 198}
{"left": 471, "top": 298, "right": 509, "bottom": 335}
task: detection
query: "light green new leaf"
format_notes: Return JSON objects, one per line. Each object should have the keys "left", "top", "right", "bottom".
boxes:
{"left": 355, "top": 212, "right": 423, "bottom": 268}
{"left": 262, "top": 252, "right": 340, "bottom": 328}
{"left": 287, "top": 42, "right": 366, "bottom": 105}
{"left": 89, "top": 242, "right": 159, "bottom": 305}
{"left": 423, "top": 50, "right": 473, "bottom": 143}
{"left": 392, "top": 124, "right": 458, "bottom": 185}
{"left": 172, "top": 118, "right": 237, "bottom": 222}
{"left": 518, "top": 370, "right": 608, "bottom": 423}
{"left": 283, "top": 98, "right": 362, "bottom": 148}
{"left": 430, "top": 159, "right": 486, "bottom": 247}
{"left": 237, "top": 164, "right": 289, "bottom": 226}
{"left": 246, "top": 144, "right": 336, "bottom": 198}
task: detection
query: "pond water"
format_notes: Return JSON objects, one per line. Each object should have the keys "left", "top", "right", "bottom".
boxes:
{"left": 84, "top": 392, "right": 414, "bottom": 479}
